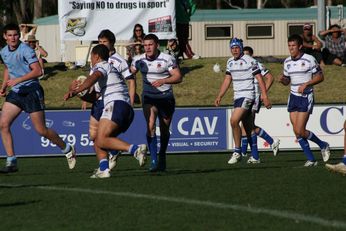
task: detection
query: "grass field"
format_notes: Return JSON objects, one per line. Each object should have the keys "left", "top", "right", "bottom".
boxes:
{"left": 1, "top": 151, "right": 346, "bottom": 231}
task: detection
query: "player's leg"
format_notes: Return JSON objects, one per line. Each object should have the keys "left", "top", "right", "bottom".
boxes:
{"left": 143, "top": 102, "right": 159, "bottom": 170}
{"left": 325, "top": 120, "right": 346, "bottom": 174}
{"left": 242, "top": 112, "right": 260, "bottom": 163}
{"left": 30, "top": 110, "right": 76, "bottom": 169}
{"left": 0, "top": 102, "right": 22, "bottom": 173}
{"left": 290, "top": 111, "right": 316, "bottom": 166}
{"left": 240, "top": 123, "right": 248, "bottom": 157}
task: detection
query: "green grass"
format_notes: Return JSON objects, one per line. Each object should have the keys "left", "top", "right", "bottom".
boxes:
{"left": 1, "top": 151, "right": 346, "bottom": 230}
{"left": 0, "top": 58, "right": 345, "bottom": 109}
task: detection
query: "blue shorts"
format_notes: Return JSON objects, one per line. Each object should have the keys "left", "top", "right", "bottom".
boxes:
{"left": 287, "top": 93, "right": 314, "bottom": 114}
{"left": 142, "top": 94, "right": 175, "bottom": 119}
{"left": 6, "top": 86, "right": 45, "bottom": 113}
{"left": 91, "top": 100, "right": 104, "bottom": 121}
{"left": 234, "top": 97, "right": 254, "bottom": 110}
{"left": 101, "top": 100, "right": 134, "bottom": 133}
{"left": 252, "top": 95, "right": 261, "bottom": 113}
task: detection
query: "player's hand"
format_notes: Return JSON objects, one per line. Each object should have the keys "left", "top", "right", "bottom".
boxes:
{"left": 261, "top": 96, "right": 272, "bottom": 109}
{"left": 214, "top": 96, "right": 221, "bottom": 107}
{"left": 6, "top": 79, "right": 20, "bottom": 87}
{"left": 0, "top": 89, "right": 6, "bottom": 97}
{"left": 298, "top": 83, "right": 307, "bottom": 94}
{"left": 151, "top": 79, "right": 165, "bottom": 88}
{"left": 278, "top": 74, "right": 290, "bottom": 86}
{"left": 63, "top": 91, "right": 75, "bottom": 101}
{"left": 69, "top": 80, "right": 80, "bottom": 91}
{"left": 81, "top": 101, "right": 87, "bottom": 110}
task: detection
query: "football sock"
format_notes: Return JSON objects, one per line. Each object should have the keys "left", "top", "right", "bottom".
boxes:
{"left": 147, "top": 135, "right": 158, "bottom": 164}
{"left": 61, "top": 143, "right": 72, "bottom": 154}
{"left": 159, "top": 133, "right": 170, "bottom": 165}
{"left": 306, "top": 131, "right": 325, "bottom": 149}
{"left": 297, "top": 137, "right": 315, "bottom": 161}
{"left": 256, "top": 128, "right": 274, "bottom": 145}
{"left": 249, "top": 133, "right": 259, "bottom": 160}
{"left": 109, "top": 150, "right": 119, "bottom": 156}
{"left": 99, "top": 159, "right": 109, "bottom": 171}
{"left": 128, "top": 144, "right": 139, "bottom": 155}
{"left": 342, "top": 155, "right": 346, "bottom": 165}
{"left": 234, "top": 147, "right": 241, "bottom": 154}
{"left": 6, "top": 156, "right": 17, "bottom": 166}
{"left": 241, "top": 136, "right": 248, "bottom": 155}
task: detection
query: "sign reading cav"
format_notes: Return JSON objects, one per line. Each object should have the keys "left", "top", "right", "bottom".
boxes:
{"left": 0, "top": 108, "right": 228, "bottom": 156}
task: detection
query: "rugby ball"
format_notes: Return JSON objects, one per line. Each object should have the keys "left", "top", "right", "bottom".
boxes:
{"left": 76, "top": 75, "right": 98, "bottom": 103}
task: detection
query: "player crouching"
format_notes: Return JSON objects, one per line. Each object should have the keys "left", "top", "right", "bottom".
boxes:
{"left": 64, "top": 44, "right": 147, "bottom": 178}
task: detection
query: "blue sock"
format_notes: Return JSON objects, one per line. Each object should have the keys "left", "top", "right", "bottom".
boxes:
{"left": 297, "top": 137, "right": 315, "bottom": 161}
{"left": 109, "top": 150, "right": 119, "bottom": 156}
{"left": 6, "top": 156, "right": 17, "bottom": 165}
{"left": 234, "top": 147, "right": 241, "bottom": 154}
{"left": 99, "top": 159, "right": 109, "bottom": 171}
{"left": 129, "top": 144, "right": 139, "bottom": 155}
{"left": 147, "top": 135, "right": 158, "bottom": 164}
{"left": 342, "top": 155, "right": 346, "bottom": 165}
{"left": 256, "top": 128, "right": 274, "bottom": 145}
{"left": 306, "top": 131, "right": 326, "bottom": 149}
{"left": 62, "top": 143, "right": 71, "bottom": 154}
{"left": 241, "top": 136, "right": 248, "bottom": 154}
{"left": 250, "top": 133, "right": 259, "bottom": 160}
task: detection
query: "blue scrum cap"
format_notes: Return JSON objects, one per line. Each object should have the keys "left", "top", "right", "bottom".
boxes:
{"left": 229, "top": 37, "right": 243, "bottom": 51}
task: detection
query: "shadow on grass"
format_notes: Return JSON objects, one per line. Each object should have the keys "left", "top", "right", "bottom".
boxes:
{"left": 0, "top": 200, "right": 41, "bottom": 208}
{"left": 180, "top": 64, "right": 204, "bottom": 75}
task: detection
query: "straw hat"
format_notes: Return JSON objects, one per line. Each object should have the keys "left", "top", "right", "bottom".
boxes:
{"left": 26, "top": 35, "right": 38, "bottom": 42}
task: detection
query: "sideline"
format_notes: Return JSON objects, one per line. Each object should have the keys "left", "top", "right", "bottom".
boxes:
{"left": 1, "top": 183, "right": 346, "bottom": 229}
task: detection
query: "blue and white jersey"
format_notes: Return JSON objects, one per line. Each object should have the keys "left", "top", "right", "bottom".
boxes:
{"left": 254, "top": 62, "right": 270, "bottom": 97}
{"left": 131, "top": 51, "right": 178, "bottom": 96}
{"left": 94, "top": 52, "right": 132, "bottom": 94}
{"left": 226, "top": 54, "right": 260, "bottom": 100}
{"left": 283, "top": 53, "right": 321, "bottom": 96}
{"left": 0, "top": 42, "right": 39, "bottom": 93}
{"left": 91, "top": 61, "right": 131, "bottom": 106}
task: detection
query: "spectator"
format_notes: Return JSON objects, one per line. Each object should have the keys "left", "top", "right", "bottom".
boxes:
{"left": 176, "top": 0, "right": 200, "bottom": 59}
{"left": 164, "top": 38, "right": 180, "bottom": 60}
{"left": 319, "top": 24, "right": 346, "bottom": 66}
{"left": 301, "top": 23, "right": 325, "bottom": 66}
{"left": 19, "top": 23, "right": 37, "bottom": 42}
{"left": 25, "top": 35, "right": 48, "bottom": 79}
{"left": 127, "top": 24, "right": 146, "bottom": 63}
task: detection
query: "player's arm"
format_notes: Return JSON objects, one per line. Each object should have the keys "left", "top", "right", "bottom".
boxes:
{"left": 6, "top": 62, "right": 42, "bottom": 87}
{"left": 255, "top": 73, "right": 271, "bottom": 109}
{"left": 151, "top": 67, "right": 182, "bottom": 87}
{"left": 263, "top": 72, "right": 274, "bottom": 91}
{"left": 0, "top": 65, "right": 9, "bottom": 96}
{"left": 127, "top": 78, "right": 136, "bottom": 106}
{"left": 298, "top": 71, "right": 324, "bottom": 94}
{"left": 214, "top": 73, "right": 232, "bottom": 107}
{"left": 64, "top": 71, "right": 101, "bottom": 100}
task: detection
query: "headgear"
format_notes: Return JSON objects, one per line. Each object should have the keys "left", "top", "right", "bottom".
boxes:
{"left": 229, "top": 37, "right": 243, "bottom": 53}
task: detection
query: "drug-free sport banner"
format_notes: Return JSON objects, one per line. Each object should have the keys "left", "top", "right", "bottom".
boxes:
{"left": 58, "top": 0, "right": 176, "bottom": 41}
{"left": 0, "top": 108, "right": 227, "bottom": 156}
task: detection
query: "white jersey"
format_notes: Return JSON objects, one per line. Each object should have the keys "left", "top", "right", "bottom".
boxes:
{"left": 131, "top": 51, "right": 178, "bottom": 95}
{"left": 283, "top": 53, "right": 320, "bottom": 96}
{"left": 226, "top": 54, "right": 260, "bottom": 100}
{"left": 254, "top": 62, "right": 269, "bottom": 97}
{"left": 91, "top": 61, "right": 131, "bottom": 106}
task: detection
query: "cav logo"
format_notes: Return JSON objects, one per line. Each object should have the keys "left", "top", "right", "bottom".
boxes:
{"left": 177, "top": 116, "right": 218, "bottom": 136}
{"left": 320, "top": 106, "right": 345, "bottom": 134}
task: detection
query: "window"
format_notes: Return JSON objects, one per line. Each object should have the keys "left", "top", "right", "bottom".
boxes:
{"left": 287, "top": 23, "right": 315, "bottom": 37}
{"left": 205, "top": 24, "right": 232, "bottom": 40}
{"left": 246, "top": 24, "right": 274, "bottom": 39}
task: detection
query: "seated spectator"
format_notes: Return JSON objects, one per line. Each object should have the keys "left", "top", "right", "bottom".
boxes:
{"left": 25, "top": 35, "right": 48, "bottom": 79}
{"left": 164, "top": 38, "right": 180, "bottom": 60}
{"left": 127, "top": 24, "right": 146, "bottom": 63}
{"left": 301, "top": 23, "right": 325, "bottom": 66}
{"left": 133, "top": 43, "right": 143, "bottom": 56}
{"left": 319, "top": 24, "right": 346, "bottom": 66}
{"left": 20, "top": 23, "right": 37, "bottom": 42}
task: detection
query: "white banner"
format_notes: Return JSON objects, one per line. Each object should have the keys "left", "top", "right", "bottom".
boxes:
{"left": 227, "top": 105, "right": 346, "bottom": 151}
{"left": 58, "top": 0, "right": 176, "bottom": 41}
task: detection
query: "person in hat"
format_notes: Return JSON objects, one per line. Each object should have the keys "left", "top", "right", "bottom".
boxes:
{"left": 25, "top": 35, "right": 48, "bottom": 79}
{"left": 319, "top": 24, "right": 346, "bottom": 66}
{"left": 164, "top": 38, "right": 180, "bottom": 61}
{"left": 301, "top": 23, "right": 325, "bottom": 66}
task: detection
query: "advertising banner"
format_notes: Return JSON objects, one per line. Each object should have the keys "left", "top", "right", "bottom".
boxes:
{"left": 0, "top": 107, "right": 228, "bottom": 156}
{"left": 58, "top": 0, "right": 176, "bottom": 41}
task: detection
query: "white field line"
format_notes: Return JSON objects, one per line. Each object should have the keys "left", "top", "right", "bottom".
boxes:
{"left": 1, "top": 183, "right": 346, "bottom": 229}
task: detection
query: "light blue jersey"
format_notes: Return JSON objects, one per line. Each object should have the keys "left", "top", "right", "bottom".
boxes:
{"left": 0, "top": 42, "right": 39, "bottom": 93}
